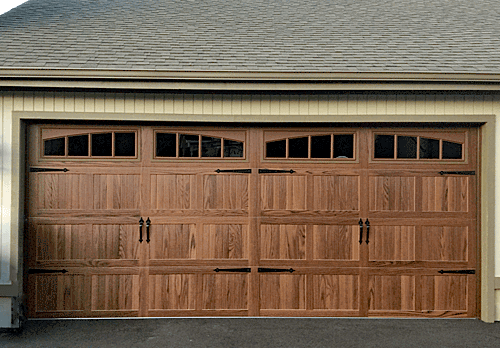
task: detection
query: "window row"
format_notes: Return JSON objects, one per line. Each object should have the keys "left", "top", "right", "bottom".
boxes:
{"left": 266, "top": 134, "right": 354, "bottom": 159}
{"left": 374, "top": 134, "right": 463, "bottom": 160}
{"left": 44, "top": 132, "right": 136, "bottom": 158}
{"left": 156, "top": 133, "right": 244, "bottom": 158}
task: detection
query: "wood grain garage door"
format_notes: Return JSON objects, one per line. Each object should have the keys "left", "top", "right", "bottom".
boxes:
{"left": 25, "top": 125, "right": 478, "bottom": 318}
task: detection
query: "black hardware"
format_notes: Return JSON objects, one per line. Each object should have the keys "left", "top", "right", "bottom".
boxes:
{"left": 365, "top": 218, "right": 370, "bottom": 244}
{"left": 30, "top": 167, "right": 69, "bottom": 173}
{"left": 258, "top": 268, "right": 295, "bottom": 273}
{"left": 215, "top": 169, "right": 252, "bottom": 173}
{"left": 214, "top": 268, "right": 251, "bottom": 273}
{"left": 438, "top": 270, "right": 475, "bottom": 274}
{"left": 258, "top": 169, "right": 295, "bottom": 174}
{"left": 146, "top": 218, "right": 151, "bottom": 243}
{"left": 359, "top": 219, "right": 363, "bottom": 244}
{"left": 28, "top": 269, "right": 68, "bottom": 274}
{"left": 439, "top": 171, "right": 475, "bottom": 176}
{"left": 139, "top": 217, "right": 144, "bottom": 243}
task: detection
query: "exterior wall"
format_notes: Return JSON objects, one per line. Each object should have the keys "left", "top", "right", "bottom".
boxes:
{"left": 0, "top": 90, "right": 499, "bottom": 325}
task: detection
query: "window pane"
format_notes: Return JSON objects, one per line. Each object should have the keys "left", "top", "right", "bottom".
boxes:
{"left": 334, "top": 134, "right": 354, "bottom": 158}
{"left": 68, "top": 135, "right": 88, "bottom": 156}
{"left": 156, "top": 133, "right": 177, "bottom": 157}
{"left": 289, "top": 137, "right": 309, "bottom": 158}
{"left": 44, "top": 138, "right": 65, "bottom": 156}
{"left": 202, "top": 136, "right": 222, "bottom": 157}
{"left": 442, "top": 141, "right": 462, "bottom": 159}
{"left": 91, "top": 133, "right": 112, "bottom": 156}
{"left": 179, "top": 134, "right": 199, "bottom": 157}
{"left": 397, "top": 136, "right": 417, "bottom": 159}
{"left": 266, "top": 140, "right": 286, "bottom": 158}
{"left": 374, "top": 135, "right": 395, "bottom": 158}
{"left": 420, "top": 138, "right": 440, "bottom": 159}
{"left": 115, "top": 133, "right": 136, "bottom": 157}
{"left": 224, "top": 139, "right": 244, "bottom": 157}
{"left": 311, "top": 135, "right": 331, "bottom": 158}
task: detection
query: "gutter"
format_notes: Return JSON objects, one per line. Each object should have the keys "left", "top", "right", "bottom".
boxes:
{"left": 1, "top": 68, "right": 500, "bottom": 90}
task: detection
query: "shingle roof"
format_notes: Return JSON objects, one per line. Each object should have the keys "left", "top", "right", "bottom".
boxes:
{"left": 0, "top": 0, "right": 499, "bottom": 73}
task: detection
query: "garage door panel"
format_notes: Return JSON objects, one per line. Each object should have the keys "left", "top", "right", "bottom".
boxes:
{"left": 421, "top": 226, "right": 468, "bottom": 261}
{"left": 369, "top": 176, "right": 416, "bottom": 212}
{"left": 202, "top": 224, "right": 248, "bottom": 259}
{"left": 313, "top": 175, "right": 360, "bottom": 211}
{"left": 92, "top": 225, "right": 140, "bottom": 260}
{"left": 91, "top": 274, "right": 140, "bottom": 311}
{"left": 422, "top": 177, "right": 469, "bottom": 212}
{"left": 33, "top": 274, "right": 87, "bottom": 312}
{"left": 313, "top": 274, "right": 359, "bottom": 310}
{"left": 369, "top": 226, "right": 415, "bottom": 261}
{"left": 149, "top": 274, "right": 196, "bottom": 310}
{"left": 35, "top": 224, "right": 92, "bottom": 261}
{"left": 203, "top": 174, "right": 249, "bottom": 212}
{"left": 260, "top": 274, "right": 306, "bottom": 310}
{"left": 33, "top": 174, "right": 92, "bottom": 210}
{"left": 94, "top": 174, "right": 140, "bottom": 209}
{"left": 313, "top": 225, "right": 360, "bottom": 261}
{"left": 202, "top": 274, "right": 248, "bottom": 310}
{"left": 149, "top": 224, "right": 197, "bottom": 260}
{"left": 150, "top": 174, "right": 196, "bottom": 210}
{"left": 260, "top": 224, "right": 306, "bottom": 260}
{"left": 368, "top": 275, "right": 416, "bottom": 312}
{"left": 421, "top": 275, "right": 468, "bottom": 311}
{"left": 261, "top": 175, "right": 307, "bottom": 211}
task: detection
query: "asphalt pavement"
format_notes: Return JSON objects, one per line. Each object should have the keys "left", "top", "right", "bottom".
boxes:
{"left": 1, "top": 318, "right": 499, "bottom": 348}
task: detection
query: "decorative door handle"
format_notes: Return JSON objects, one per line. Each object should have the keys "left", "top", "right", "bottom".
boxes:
{"left": 139, "top": 217, "right": 144, "bottom": 243}
{"left": 358, "top": 219, "right": 363, "bottom": 244}
{"left": 365, "top": 218, "right": 370, "bottom": 244}
{"left": 146, "top": 218, "right": 151, "bottom": 243}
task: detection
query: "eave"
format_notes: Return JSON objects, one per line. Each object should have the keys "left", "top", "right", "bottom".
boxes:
{"left": 1, "top": 68, "right": 500, "bottom": 91}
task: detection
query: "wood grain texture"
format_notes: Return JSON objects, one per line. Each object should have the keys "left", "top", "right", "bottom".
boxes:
{"left": 203, "top": 174, "right": 249, "bottom": 211}
{"left": 202, "top": 224, "right": 248, "bottom": 259}
{"left": 260, "top": 274, "right": 306, "bottom": 310}
{"left": 422, "top": 177, "right": 469, "bottom": 212}
{"left": 202, "top": 274, "right": 248, "bottom": 310}
{"left": 369, "top": 176, "right": 415, "bottom": 211}
{"left": 36, "top": 225, "right": 91, "bottom": 261}
{"left": 313, "top": 275, "right": 359, "bottom": 310}
{"left": 313, "top": 225, "right": 359, "bottom": 260}
{"left": 94, "top": 174, "right": 140, "bottom": 209}
{"left": 36, "top": 174, "right": 91, "bottom": 210}
{"left": 35, "top": 275, "right": 86, "bottom": 311}
{"left": 368, "top": 275, "right": 415, "bottom": 311}
{"left": 150, "top": 175, "right": 196, "bottom": 210}
{"left": 368, "top": 226, "right": 415, "bottom": 261}
{"left": 261, "top": 175, "right": 307, "bottom": 210}
{"left": 150, "top": 224, "right": 197, "bottom": 260}
{"left": 421, "top": 275, "right": 468, "bottom": 311}
{"left": 148, "top": 274, "right": 196, "bottom": 310}
{"left": 421, "top": 226, "right": 468, "bottom": 261}
{"left": 92, "top": 225, "right": 139, "bottom": 260}
{"left": 313, "top": 176, "right": 360, "bottom": 211}
{"left": 260, "top": 225, "right": 306, "bottom": 260}
{"left": 91, "top": 274, "right": 140, "bottom": 311}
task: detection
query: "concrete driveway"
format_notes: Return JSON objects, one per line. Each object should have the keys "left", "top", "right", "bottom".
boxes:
{"left": 1, "top": 318, "right": 499, "bottom": 348}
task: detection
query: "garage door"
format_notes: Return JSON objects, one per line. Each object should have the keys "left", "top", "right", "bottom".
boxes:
{"left": 26, "top": 125, "right": 478, "bottom": 318}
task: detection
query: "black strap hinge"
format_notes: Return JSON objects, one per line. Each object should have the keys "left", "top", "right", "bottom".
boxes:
{"left": 214, "top": 268, "right": 251, "bottom": 273}
{"left": 439, "top": 171, "right": 475, "bottom": 176}
{"left": 28, "top": 269, "right": 68, "bottom": 274}
{"left": 215, "top": 169, "right": 252, "bottom": 173}
{"left": 258, "top": 268, "right": 295, "bottom": 273}
{"left": 30, "top": 167, "right": 69, "bottom": 173}
{"left": 258, "top": 169, "right": 295, "bottom": 174}
{"left": 438, "top": 270, "right": 475, "bottom": 274}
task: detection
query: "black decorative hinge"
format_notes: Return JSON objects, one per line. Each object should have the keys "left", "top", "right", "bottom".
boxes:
{"left": 30, "top": 167, "right": 69, "bottom": 173}
{"left": 28, "top": 269, "right": 68, "bottom": 274}
{"left": 258, "top": 268, "right": 295, "bottom": 273}
{"left": 214, "top": 268, "right": 251, "bottom": 273}
{"left": 439, "top": 171, "right": 475, "bottom": 176}
{"left": 438, "top": 270, "right": 475, "bottom": 274}
{"left": 258, "top": 169, "right": 295, "bottom": 174}
{"left": 215, "top": 169, "right": 252, "bottom": 173}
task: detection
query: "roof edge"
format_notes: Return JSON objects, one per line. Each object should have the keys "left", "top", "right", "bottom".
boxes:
{"left": 1, "top": 69, "right": 500, "bottom": 81}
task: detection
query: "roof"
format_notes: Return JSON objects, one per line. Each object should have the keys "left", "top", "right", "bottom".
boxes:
{"left": 0, "top": 0, "right": 499, "bottom": 74}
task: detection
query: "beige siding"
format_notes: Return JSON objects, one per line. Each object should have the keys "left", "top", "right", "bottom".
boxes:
{"left": 1, "top": 90, "right": 500, "bottom": 321}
